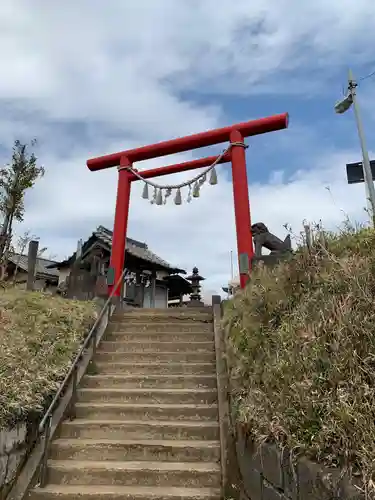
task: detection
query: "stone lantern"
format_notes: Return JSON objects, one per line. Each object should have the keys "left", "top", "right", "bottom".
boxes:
{"left": 186, "top": 267, "right": 205, "bottom": 307}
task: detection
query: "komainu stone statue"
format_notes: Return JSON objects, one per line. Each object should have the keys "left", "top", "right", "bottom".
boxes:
{"left": 251, "top": 222, "right": 292, "bottom": 260}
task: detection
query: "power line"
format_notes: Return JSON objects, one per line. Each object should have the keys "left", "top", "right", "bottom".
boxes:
{"left": 359, "top": 68, "right": 375, "bottom": 82}
{"left": 340, "top": 67, "right": 375, "bottom": 94}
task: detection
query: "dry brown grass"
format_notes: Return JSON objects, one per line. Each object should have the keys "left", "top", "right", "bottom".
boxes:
{"left": 223, "top": 226, "right": 375, "bottom": 488}
{"left": 0, "top": 288, "right": 96, "bottom": 429}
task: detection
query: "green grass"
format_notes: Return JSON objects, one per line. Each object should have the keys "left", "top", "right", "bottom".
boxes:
{"left": 0, "top": 288, "right": 96, "bottom": 429}
{"left": 223, "top": 225, "right": 375, "bottom": 490}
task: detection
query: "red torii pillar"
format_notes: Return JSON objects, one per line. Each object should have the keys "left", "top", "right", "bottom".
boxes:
{"left": 87, "top": 113, "right": 289, "bottom": 296}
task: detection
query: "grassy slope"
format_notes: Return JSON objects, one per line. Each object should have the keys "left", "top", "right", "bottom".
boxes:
{"left": 0, "top": 288, "right": 96, "bottom": 429}
{"left": 223, "top": 227, "right": 375, "bottom": 483}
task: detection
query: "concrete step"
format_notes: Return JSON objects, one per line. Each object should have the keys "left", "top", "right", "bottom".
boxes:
{"left": 107, "top": 323, "right": 212, "bottom": 334}
{"left": 94, "top": 362, "right": 216, "bottom": 376}
{"left": 110, "top": 316, "right": 213, "bottom": 324}
{"left": 104, "top": 332, "right": 214, "bottom": 342}
{"left": 59, "top": 420, "right": 220, "bottom": 441}
{"left": 46, "top": 460, "right": 221, "bottom": 488}
{"left": 114, "top": 306, "right": 211, "bottom": 312}
{"left": 98, "top": 341, "right": 214, "bottom": 353}
{"left": 77, "top": 388, "right": 218, "bottom": 405}
{"left": 111, "top": 310, "right": 212, "bottom": 321}
{"left": 80, "top": 374, "right": 217, "bottom": 389}
{"left": 95, "top": 351, "right": 215, "bottom": 363}
{"left": 50, "top": 439, "right": 220, "bottom": 463}
{"left": 75, "top": 403, "right": 218, "bottom": 421}
{"left": 28, "top": 484, "right": 221, "bottom": 500}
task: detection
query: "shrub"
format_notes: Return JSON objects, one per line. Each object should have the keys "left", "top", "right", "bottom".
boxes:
{"left": 0, "top": 289, "right": 96, "bottom": 429}
{"left": 224, "top": 226, "right": 375, "bottom": 487}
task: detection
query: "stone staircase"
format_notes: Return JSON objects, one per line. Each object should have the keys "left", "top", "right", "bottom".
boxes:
{"left": 28, "top": 308, "right": 222, "bottom": 500}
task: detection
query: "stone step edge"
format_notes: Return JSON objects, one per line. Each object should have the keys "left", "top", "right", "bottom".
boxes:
{"left": 113, "top": 310, "right": 211, "bottom": 315}
{"left": 109, "top": 321, "right": 213, "bottom": 325}
{"left": 74, "top": 403, "right": 218, "bottom": 409}
{"left": 82, "top": 374, "right": 217, "bottom": 379}
{"left": 61, "top": 419, "right": 219, "bottom": 427}
{"left": 99, "top": 340, "right": 214, "bottom": 343}
{"left": 93, "top": 362, "right": 215, "bottom": 366}
{"left": 105, "top": 332, "right": 214, "bottom": 335}
{"left": 95, "top": 351, "right": 215, "bottom": 355}
{"left": 98, "top": 343, "right": 214, "bottom": 348}
{"left": 52, "top": 438, "right": 220, "bottom": 448}
{"left": 106, "top": 330, "right": 213, "bottom": 334}
{"left": 113, "top": 318, "right": 212, "bottom": 320}
{"left": 29, "top": 484, "right": 221, "bottom": 498}
{"left": 47, "top": 460, "right": 221, "bottom": 472}
{"left": 78, "top": 388, "right": 217, "bottom": 394}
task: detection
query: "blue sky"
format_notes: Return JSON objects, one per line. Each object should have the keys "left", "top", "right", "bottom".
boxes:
{"left": 1, "top": 0, "right": 375, "bottom": 299}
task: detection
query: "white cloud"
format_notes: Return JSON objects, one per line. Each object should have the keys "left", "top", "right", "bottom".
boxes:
{"left": 1, "top": 0, "right": 375, "bottom": 122}
{"left": 1, "top": 0, "right": 375, "bottom": 297}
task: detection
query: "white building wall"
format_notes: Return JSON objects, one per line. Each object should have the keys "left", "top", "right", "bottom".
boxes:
{"left": 142, "top": 286, "right": 152, "bottom": 308}
{"left": 154, "top": 284, "right": 168, "bottom": 308}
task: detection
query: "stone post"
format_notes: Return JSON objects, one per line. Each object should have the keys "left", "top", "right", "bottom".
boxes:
{"left": 26, "top": 240, "right": 39, "bottom": 291}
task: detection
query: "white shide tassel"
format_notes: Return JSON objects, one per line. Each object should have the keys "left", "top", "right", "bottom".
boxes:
{"left": 209, "top": 167, "right": 218, "bottom": 185}
{"left": 193, "top": 181, "right": 200, "bottom": 198}
{"left": 156, "top": 189, "right": 163, "bottom": 205}
{"left": 174, "top": 188, "right": 182, "bottom": 205}
{"left": 142, "top": 183, "right": 149, "bottom": 199}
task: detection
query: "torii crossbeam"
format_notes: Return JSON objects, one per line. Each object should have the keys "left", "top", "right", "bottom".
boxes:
{"left": 87, "top": 112, "right": 289, "bottom": 296}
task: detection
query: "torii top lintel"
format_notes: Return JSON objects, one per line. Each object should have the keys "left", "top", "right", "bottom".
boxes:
{"left": 87, "top": 112, "right": 289, "bottom": 172}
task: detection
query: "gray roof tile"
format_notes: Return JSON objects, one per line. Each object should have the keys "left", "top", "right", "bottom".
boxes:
{"left": 8, "top": 253, "right": 59, "bottom": 279}
{"left": 46, "top": 226, "right": 185, "bottom": 274}
{"left": 94, "top": 226, "right": 184, "bottom": 273}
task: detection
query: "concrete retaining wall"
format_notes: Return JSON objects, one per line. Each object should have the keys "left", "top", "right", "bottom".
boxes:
{"left": 0, "top": 418, "right": 40, "bottom": 499}
{"left": 236, "top": 426, "right": 364, "bottom": 500}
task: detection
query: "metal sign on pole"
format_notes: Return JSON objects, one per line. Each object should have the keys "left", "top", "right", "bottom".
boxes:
{"left": 346, "top": 160, "right": 375, "bottom": 184}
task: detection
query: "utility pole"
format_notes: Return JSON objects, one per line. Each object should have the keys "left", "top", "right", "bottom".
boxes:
{"left": 335, "top": 69, "right": 375, "bottom": 226}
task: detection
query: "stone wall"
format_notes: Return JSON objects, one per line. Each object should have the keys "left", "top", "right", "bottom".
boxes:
{"left": 236, "top": 426, "right": 364, "bottom": 500}
{"left": 0, "top": 418, "right": 39, "bottom": 499}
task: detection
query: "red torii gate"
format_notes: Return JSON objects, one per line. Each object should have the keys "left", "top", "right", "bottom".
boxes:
{"left": 87, "top": 112, "right": 289, "bottom": 296}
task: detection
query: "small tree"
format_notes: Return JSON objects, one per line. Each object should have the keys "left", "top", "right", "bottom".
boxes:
{"left": 0, "top": 140, "right": 44, "bottom": 264}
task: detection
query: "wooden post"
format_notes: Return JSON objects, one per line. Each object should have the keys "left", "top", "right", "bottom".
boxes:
{"left": 138, "top": 272, "right": 146, "bottom": 309}
{"left": 27, "top": 240, "right": 39, "bottom": 291}
{"left": 319, "top": 227, "right": 326, "bottom": 249}
{"left": 76, "top": 239, "right": 83, "bottom": 261}
{"left": 304, "top": 224, "right": 313, "bottom": 253}
{"left": 151, "top": 271, "right": 156, "bottom": 308}
{"left": 67, "top": 239, "right": 83, "bottom": 299}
